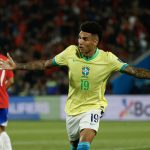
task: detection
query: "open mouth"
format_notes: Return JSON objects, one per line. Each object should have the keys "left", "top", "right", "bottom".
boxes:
{"left": 79, "top": 46, "right": 84, "bottom": 51}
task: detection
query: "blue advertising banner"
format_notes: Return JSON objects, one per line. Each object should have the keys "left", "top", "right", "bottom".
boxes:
{"left": 9, "top": 96, "right": 60, "bottom": 120}
{"left": 9, "top": 96, "right": 40, "bottom": 120}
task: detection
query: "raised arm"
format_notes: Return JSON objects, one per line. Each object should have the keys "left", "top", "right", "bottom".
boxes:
{"left": 122, "top": 65, "right": 150, "bottom": 79}
{"left": 15, "top": 59, "right": 53, "bottom": 70}
{"left": 0, "top": 53, "right": 53, "bottom": 70}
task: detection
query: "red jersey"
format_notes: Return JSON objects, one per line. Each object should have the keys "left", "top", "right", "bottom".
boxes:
{"left": 0, "top": 54, "right": 14, "bottom": 108}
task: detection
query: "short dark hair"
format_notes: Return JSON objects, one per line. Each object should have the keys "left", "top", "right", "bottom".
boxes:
{"left": 80, "top": 21, "right": 102, "bottom": 41}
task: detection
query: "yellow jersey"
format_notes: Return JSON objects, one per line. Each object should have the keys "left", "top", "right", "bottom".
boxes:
{"left": 52, "top": 45, "right": 128, "bottom": 115}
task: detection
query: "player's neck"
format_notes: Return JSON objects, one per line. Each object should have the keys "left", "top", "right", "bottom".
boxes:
{"left": 82, "top": 48, "right": 97, "bottom": 59}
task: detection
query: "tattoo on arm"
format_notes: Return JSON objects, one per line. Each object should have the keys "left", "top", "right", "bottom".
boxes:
{"left": 16, "top": 59, "right": 52, "bottom": 70}
{"left": 123, "top": 66, "right": 150, "bottom": 79}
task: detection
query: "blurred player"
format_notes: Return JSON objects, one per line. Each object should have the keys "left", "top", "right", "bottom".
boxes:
{"left": 0, "top": 50, "right": 14, "bottom": 150}
{"left": 1, "top": 21, "right": 150, "bottom": 150}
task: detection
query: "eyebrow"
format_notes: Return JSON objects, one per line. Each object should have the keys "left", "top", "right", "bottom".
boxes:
{"left": 78, "top": 34, "right": 89, "bottom": 39}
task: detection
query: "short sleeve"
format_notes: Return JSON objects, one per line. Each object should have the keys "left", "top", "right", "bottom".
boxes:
{"left": 54, "top": 51, "right": 68, "bottom": 66}
{"left": 52, "top": 45, "right": 77, "bottom": 66}
{"left": 108, "top": 52, "right": 129, "bottom": 72}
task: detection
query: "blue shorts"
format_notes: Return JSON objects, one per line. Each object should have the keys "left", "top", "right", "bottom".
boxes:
{"left": 0, "top": 108, "right": 8, "bottom": 126}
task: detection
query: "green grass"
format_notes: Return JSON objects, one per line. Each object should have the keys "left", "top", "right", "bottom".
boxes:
{"left": 7, "top": 121, "right": 150, "bottom": 150}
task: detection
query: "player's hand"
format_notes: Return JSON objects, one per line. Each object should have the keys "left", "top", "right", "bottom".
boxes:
{"left": 0, "top": 53, "right": 16, "bottom": 70}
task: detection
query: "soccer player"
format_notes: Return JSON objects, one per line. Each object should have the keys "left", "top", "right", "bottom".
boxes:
{"left": 1, "top": 21, "right": 150, "bottom": 150}
{"left": 0, "top": 50, "right": 14, "bottom": 150}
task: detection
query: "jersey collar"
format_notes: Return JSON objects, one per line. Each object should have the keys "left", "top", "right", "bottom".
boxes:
{"left": 81, "top": 48, "right": 99, "bottom": 61}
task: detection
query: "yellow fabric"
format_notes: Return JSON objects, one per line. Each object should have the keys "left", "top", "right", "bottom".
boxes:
{"left": 54, "top": 45, "right": 128, "bottom": 115}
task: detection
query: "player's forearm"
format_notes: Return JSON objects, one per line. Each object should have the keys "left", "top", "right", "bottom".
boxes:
{"left": 15, "top": 60, "right": 52, "bottom": 70}
{"left": 131, "top": 68, "right": 150, "bottom": 79}
{"left": 123, "top": 66, "right": 150, "bottom": 79}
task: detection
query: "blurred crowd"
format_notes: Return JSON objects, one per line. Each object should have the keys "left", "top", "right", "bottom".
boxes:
{"left": 0, "top": 0, "right": 150, "bottom": 96}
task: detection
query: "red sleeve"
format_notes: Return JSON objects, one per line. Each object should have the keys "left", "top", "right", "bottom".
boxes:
{"left": 6, "top": 70, "right": 14, "bottom": 79}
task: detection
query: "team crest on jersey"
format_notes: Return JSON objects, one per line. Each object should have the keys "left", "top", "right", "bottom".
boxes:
{"left": 82, "top": 66, "right": 90, "bottom": 76}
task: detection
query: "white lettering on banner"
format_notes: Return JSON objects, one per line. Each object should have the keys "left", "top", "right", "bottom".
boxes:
{"left": 9, "top": 102, "right": 50, "bottom": 114}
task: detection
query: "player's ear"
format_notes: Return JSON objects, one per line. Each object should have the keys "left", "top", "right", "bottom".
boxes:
{"left": 93, "top": 35, "right": 99, "bottom": 46}
{"left": 93, "top": 38, "right": 98, "bottom": 47}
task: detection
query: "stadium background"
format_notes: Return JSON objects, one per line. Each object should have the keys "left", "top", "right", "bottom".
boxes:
{"left": 0, "top": 0, "right": 150, "bottom": 150}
